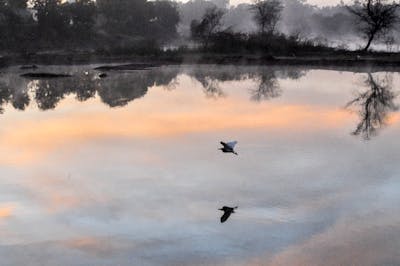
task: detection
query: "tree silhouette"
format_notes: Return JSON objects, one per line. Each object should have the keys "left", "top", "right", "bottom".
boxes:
{"left": 67, "top": 0, "right": 96, "bottom": 42}
{"left": 33, "top": 0, "right": 71, "bottom": 44}
{"left": 347, "top": 0, "right": 400, "bottom": 51}
{"left": 148, "top": 0, "right": 180, "bottom": 41}
{"left": 251, "top": 0, "right": 283, "bottom": 35}
{"left": 190, "top": 7, "right": 225, "bottom": 48}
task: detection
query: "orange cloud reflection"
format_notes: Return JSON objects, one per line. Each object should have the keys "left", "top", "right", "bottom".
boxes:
{"left": 0, "top": 88, "right": 358, "bottom": 165}
{"left": 0, "top": 205, "right": 15, "bottom": 218}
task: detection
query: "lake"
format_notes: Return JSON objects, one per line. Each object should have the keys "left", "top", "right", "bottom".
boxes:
{"left": 0, "top": 64, "right": 399, "bottom": 265}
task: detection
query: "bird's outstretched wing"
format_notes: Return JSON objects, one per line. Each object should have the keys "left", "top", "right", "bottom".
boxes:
{"left": 226, "top": 141, "right": 237, "bottom": 149}
{"left": 220, "top": 141, "right": 229, "bottom": 149}
{"left": 220, "top": 212, "right": 231, "bottom": 223}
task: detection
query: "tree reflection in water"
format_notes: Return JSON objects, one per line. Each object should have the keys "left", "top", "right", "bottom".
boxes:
{"left": 0, "top": 75, "right": 32, "bottom": 112}
{"left": 346, "top": 73, "right": 399, "bottom": 140}
{"left": 0, "top": 65, "right": 306, "bottom": 113}
{"left": 250, "top": 71, "right": 281, "bottom": 101}
{"left": 0, "top": 83, "right": 12, "bottom": 114}
{"left": 187, "top": 65, "right": 306, "bottom": 100}
{"left": 3, "top": 66, "right": 399, "bottom": 141}
{"left": 0, "top": 66, "right": 180, "bottom": 112}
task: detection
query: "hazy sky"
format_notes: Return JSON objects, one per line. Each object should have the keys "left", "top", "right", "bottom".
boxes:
{"left": 306, "top": 0, "right": 348, "bottom": 5}
{"left": 229, "top": 0, "right": 350, "bottom": 6}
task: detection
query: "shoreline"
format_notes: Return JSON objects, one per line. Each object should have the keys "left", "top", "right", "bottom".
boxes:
{"left": 3, "top": 52, "right": 400, "bottom": 71}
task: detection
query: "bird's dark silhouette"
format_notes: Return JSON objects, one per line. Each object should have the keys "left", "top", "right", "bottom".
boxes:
{"left": 219, "top": 141, "right": 238, "bottom": 155}
{"left": 219, "top": 206, "right": 238, "bottom": 223}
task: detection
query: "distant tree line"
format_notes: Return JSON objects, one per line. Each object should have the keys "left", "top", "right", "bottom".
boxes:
{"left": 0, "top": 0, "right": 400, "bottom": 54}
{"left": 188, "top": 0, "right": 400, "bottom": 52}
{"left": 0, "top": 0, "right": 180, "bottom": 53}
{"left": 189, "top": 0, "right": 333, "bottom": 54}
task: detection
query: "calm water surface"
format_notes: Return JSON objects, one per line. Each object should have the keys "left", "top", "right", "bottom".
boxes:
{"left": 0, "top": 64, "right": 399, "bottom": 265}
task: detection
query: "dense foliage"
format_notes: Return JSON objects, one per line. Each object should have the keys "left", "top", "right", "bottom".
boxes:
{"left": 0, "top": 0, "right": 180, "bottom": 53}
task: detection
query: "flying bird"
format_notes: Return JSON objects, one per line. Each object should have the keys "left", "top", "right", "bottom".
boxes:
{"left": 219, "top": 141, "right": 238, "bottom": 155}
{"left": 219, "top": 206, "right": 238, "bottom": 223}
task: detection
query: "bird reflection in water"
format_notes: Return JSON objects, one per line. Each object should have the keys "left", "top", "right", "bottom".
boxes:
{"left": 219, "top": 206, "right": 238, "bottom": 223}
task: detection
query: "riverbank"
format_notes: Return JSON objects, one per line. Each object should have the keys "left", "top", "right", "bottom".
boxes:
{"left": 3, "top": 51, "right": 400, "bottom": 70}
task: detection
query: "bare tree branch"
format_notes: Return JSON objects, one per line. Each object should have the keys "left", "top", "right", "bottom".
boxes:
{"left": 347, "top": 0, "right": 400, "bottom": 51}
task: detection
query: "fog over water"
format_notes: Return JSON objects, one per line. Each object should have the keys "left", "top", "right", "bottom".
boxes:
{"left": 0, "top": 64, "right": 399, "bottom": 265}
